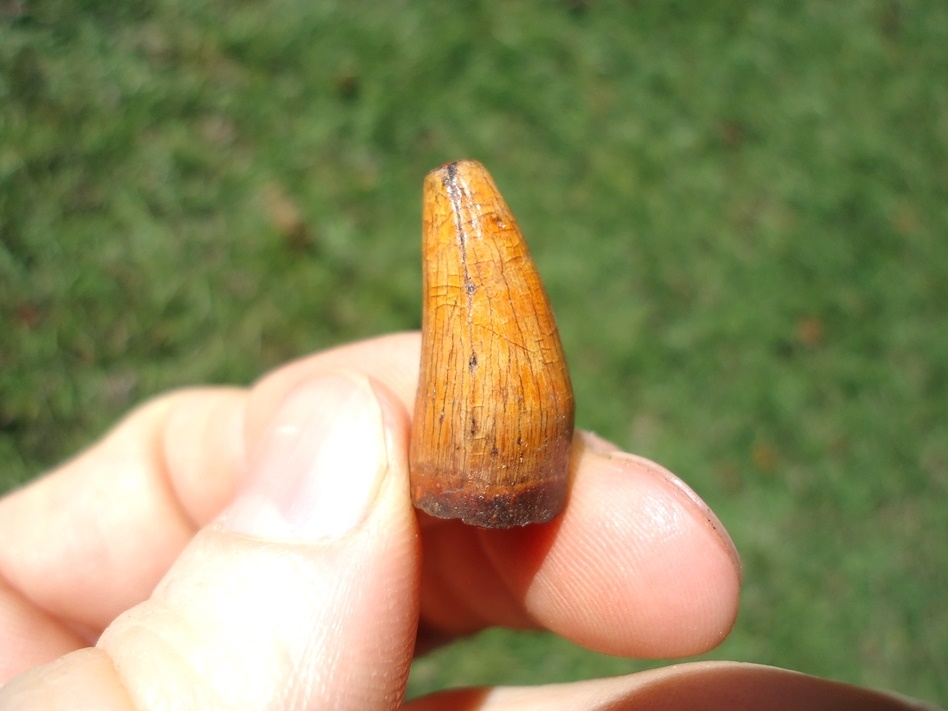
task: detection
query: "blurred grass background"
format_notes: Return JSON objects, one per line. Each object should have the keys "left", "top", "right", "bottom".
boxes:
{"left": 1, "top": 0, "right": 946, "bottom": 704}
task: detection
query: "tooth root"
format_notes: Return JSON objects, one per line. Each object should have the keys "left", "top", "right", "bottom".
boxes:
{"left": 409, "top": 160, "right": 575, "bottom": 528}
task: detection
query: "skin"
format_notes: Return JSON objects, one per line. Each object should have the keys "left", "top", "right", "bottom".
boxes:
{"left": 0, "top": 333, "right": 931, "bottom": 709}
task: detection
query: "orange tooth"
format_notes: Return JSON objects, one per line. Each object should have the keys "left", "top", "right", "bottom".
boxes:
{"left": 409, "top": 160, "right": 575, "bottom": 528}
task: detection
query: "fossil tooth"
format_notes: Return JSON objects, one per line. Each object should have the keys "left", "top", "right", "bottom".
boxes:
{"left": 409, "top": 160, "right": 575, "bottom": 528}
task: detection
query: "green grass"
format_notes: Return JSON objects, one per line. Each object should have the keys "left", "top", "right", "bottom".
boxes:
{"left": 2, "top": 0, "right": 946, "bottom": 704}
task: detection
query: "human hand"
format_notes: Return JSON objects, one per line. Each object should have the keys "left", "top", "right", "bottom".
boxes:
{"left": 0, "top": 334, "right": 927, "bottom": 709}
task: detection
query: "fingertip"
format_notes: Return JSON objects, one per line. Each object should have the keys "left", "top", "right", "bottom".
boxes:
{"left": 244, "top": 332, "right": 422, "bottom": 456}
{"left": 577, "top": 430, "right": 623, "bottom": 454}
{"left": 485, "top": 442, "right": 741, "bottom": 658}
{"left": 161, "top": 387, "right": 248, "bottom": 526}
{"left": 221, "top": 373, "right": 390, "bottom": 541}
{"left": 403, "top": 662, "right": 929, "bottom": 711}
{"left": 97, "top": 371, "right": 422, "bottom": 709}
{"left": 0, "top": 648, "right": 132, "bottom": 711}
{"left": 600, "top": 450, "right": 742, "bottom": 584}
{"left": 574, "top": 432, "right": 741, "bottom": 583}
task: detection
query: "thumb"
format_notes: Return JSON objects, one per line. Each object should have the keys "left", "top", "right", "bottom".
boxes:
{"left": 3, "top": 373, "right": 421, "bottom": 710}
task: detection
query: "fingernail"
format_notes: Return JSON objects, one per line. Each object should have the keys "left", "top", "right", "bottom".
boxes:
{"left": 221, "top": 373, "right": 386, "bottom": 541}
{"left": 600, "top": 451, "right": 743, "bottom": 581}
{"left": 579, "top": 430, "right": 622, "bottom": 454}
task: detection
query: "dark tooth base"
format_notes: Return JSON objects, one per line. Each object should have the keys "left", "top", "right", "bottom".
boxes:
{"left": 412, "top": 481, "right": 566, "bottom": 528}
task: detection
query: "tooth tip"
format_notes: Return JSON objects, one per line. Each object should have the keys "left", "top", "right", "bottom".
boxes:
{"left": 428, "top": 158, "right": 485, "bottom": 176}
